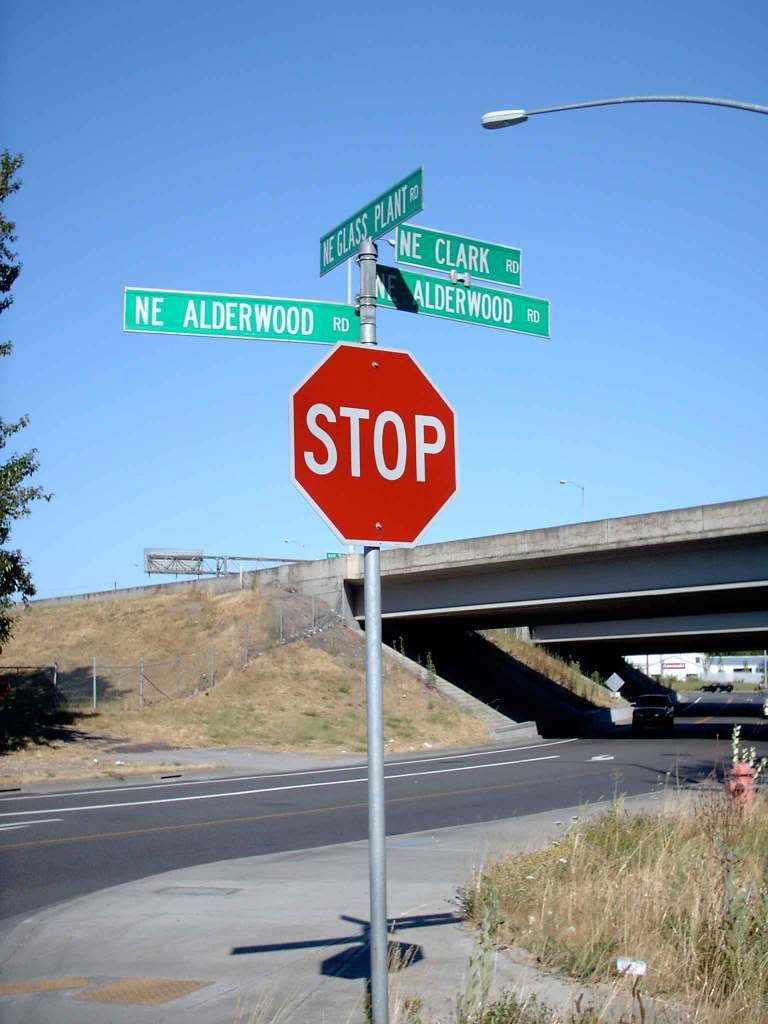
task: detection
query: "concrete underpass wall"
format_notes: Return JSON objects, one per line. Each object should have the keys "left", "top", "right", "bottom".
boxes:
{"left": 382, "top": 623, "right": 615, "bottom": 737}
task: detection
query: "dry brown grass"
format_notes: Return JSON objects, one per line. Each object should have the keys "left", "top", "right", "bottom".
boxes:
{"left": 0, "top": 587, "right": 488, "bottom": 781}
{"left": 483, "top": 631, "right": 621, "bottom": 708}
{"left": 460, "top": 794, "right": 768, "bottom": 1023}
{"left": 1, "top": 588, "right": 278, "bottom": 707}
{"left": 0, "top": 746, "right": 223, "bottom": 786}
{"left": 86, "top": 629, "right": 488, "bottom": 753}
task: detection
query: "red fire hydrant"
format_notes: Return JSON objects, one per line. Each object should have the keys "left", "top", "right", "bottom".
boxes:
{"left": 726, "top": 762, "right": 755, "bottom": 812}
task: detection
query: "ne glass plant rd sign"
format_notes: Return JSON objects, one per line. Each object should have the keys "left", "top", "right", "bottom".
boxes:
{"left": 376, "top": 266, "right": 549, "bottom": 339}
{"left": 396, "top": 224, "right": 522, "bottom": 288}
{"left": 124, "top": 287, "right": 360, "bottom": 345}
{"left": 320, "top": 168, "right": 423, "bottom": 276}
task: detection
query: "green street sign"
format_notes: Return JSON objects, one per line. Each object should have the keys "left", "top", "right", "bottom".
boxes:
{"left": 326, "top": 551, "right": 345, "bottom": 559}
{"left": 320, "top": 168, "right": 423, "bottom": 276}
{"left": 376, "top": 266, "right": 549, "bottom": 339}
{"left": 123, "top": 287, "right": 359, "bottom": 345}
{"left": 396, "top": 224, "right": 521, "bottom": 287}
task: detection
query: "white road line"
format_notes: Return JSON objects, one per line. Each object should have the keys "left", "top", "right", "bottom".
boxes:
{"left": 589, "top": 755, "right": 614, "bottom": 761}
{"left": 0, "top": 738, "right": 580, "bottom": 802}
{"left": 0, "top": 818, "right": 62, "bottom": 831}
{"left": 0, "top": 755, "right": 561, "bottom": 818}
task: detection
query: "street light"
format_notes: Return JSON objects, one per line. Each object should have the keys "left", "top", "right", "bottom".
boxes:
{"left": 560, "top": 479, "right": 585, "bottom": 521}
{"left": 481, "top": 95, "right": 768, "bottom": 129}
{"left": 489, "top": 95, "right": 765, "bottom": 525}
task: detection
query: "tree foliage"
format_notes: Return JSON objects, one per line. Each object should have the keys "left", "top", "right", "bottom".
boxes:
{"left": 1, "top": 151, "right": 50, "bottom": 649}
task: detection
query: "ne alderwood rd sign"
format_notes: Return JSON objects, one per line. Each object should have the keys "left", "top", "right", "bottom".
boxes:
{"left": 124, "top": 287, "right": 360, "bottom": 345}
{"left": 376, "top": 265, "right": 550, "bottom": 338}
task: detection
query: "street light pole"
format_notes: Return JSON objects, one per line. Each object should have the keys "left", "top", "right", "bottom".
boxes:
{"left": 481, "top": 95, "right": 768, "bottom": 129}
{"left": 559, "top": 479, "right": 585, "bottom": 521}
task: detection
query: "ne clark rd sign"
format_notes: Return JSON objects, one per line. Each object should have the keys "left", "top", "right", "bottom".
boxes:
{"left": 124, "top": 287, "right": 360, "bottom": 345}
{"left": 376, "top": 266, "right": 549, "bottom": 339}
{"left": 396, "top": 224, "right": 522, "bottom": 287}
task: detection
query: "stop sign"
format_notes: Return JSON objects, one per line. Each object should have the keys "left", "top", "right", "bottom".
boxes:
{"left": 290, "top": 344, "right": 457, "bottom": 545}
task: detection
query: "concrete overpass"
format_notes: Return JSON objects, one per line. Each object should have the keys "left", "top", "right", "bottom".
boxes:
{"left": 342, "top": 496, "right": 768, "bottom": 654}
{"left": 35, "top": 496, "right": 767, "bottom": 659}
{"left": 31, "top": 496, "right": 766, "bottom": 734}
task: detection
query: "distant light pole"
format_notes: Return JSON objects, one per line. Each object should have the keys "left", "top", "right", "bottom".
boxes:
{"left": 559, "top": 479, "right": 585, "bottom": 520}
{"left": 481, "top": 95, "right": 768, "bottom": 130}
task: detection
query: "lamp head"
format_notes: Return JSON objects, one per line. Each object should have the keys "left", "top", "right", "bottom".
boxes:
{"left": 481, "top": 109, "right": 528, "bottom": 129}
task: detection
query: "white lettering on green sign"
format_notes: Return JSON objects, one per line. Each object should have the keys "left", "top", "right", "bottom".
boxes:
{"left": 396, "top": 225, "right": 522, "bottom": 288}
{"left": 320, "top": 168, "right": 423, "bottom": 276}
{"left": 124, "top": 288, "right": 359, "bottom": 345}
{"left": 178, "top": 299, "right": 315, "bottom": 336}
{"left": 376, "top": 266, "right": 549, "bottom": 339}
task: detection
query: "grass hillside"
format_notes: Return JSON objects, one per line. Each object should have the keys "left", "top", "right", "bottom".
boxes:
{"left": 76, "top": 630, "right": 488, "bottom": 753}
{"left": 2, "top": 587, "right": 281, "bottom": 706}
{"left": 482, "top": 629, "right": 624, "bottom": 708}
{"left": 0, "top": 585, "right": 489, "bottom": 781}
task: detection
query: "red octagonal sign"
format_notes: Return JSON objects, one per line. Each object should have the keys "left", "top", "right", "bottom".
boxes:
{"left": 290, "top": 344, "right": 457, "bottom": 545}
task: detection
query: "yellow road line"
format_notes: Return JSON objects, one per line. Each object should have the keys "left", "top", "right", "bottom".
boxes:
{"left": 0, "top": 769, "right": 599, "bottom": 853}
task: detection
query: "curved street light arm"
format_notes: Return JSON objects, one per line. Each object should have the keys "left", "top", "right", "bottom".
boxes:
{"left": 482, "top": 95, "right": 768, "bottom": 129}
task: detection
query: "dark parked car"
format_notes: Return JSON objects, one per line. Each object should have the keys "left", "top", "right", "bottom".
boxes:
{"left": 632, "top": 694, "right": 675, "bottom": 735}
{"left": 699, "top": 682, "right": 733, "bottom": 693}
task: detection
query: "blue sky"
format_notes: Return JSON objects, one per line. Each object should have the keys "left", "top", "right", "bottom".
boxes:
{"left": 4, "top": 0, "right": 767, "bottom": 598}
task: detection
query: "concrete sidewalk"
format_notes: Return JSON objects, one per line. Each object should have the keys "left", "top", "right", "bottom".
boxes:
{"left": 0, "top": 789, "right": 678, "bottom": 1023}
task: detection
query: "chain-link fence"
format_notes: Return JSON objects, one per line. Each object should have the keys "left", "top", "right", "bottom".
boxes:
{"left": 4, "top": 585, "right": 345, "bottom": 712}
{"left": 82, "top": 651, "right": 217, "bottom": 710}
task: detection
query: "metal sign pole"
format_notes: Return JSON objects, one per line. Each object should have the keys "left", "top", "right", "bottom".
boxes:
{"left": 357, "top": 236, "right": 389, "bottom": 1023}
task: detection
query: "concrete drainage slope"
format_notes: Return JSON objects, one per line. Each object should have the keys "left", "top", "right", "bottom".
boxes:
{"left": 383, "top": 642, "right": 539, "bottom": 741}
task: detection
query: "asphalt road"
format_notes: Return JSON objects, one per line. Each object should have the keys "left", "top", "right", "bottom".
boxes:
{"left": 675, "top": 688, "right": 766, "bottom": 721}
{"left": 1, "top": 697, "right": 766, "bottom": 921}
